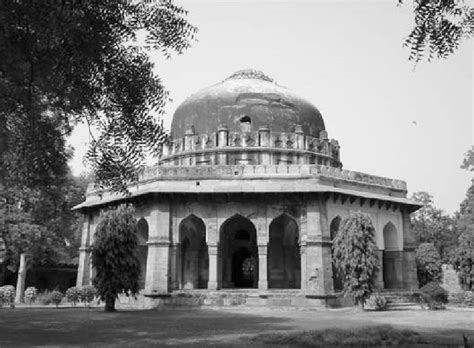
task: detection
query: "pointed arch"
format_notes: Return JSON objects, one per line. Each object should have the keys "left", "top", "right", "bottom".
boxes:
{"left": 268, "top": 214, "right": 301, "bottom": 289}
{"left": 179, "top": 215, "right": 208, "bottom": 289}
{"left": 382, "top": 221, "right": 399, "bottom": 289}
{"left": 219, "top": 214, "right": 258, "bottom": 288}
{"left": 136, "top": 217, "right": 149, "bottom": 290}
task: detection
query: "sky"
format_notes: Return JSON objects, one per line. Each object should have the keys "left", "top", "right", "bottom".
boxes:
{"left": 68, "top": 0, "right": 473, "bottom": 215}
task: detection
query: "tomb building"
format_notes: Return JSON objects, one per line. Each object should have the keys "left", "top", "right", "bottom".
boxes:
{"left": 74, "top": 70, "right": 420, "bottom": 307}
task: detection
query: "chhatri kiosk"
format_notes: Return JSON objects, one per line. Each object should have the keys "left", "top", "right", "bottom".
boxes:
{"left": 74, "top": 70, "right": 420, "bottom": 307}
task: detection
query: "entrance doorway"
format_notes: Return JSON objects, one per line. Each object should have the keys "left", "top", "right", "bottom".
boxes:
{"left": 219, "top": 215, "right": 258, "bottom": 288}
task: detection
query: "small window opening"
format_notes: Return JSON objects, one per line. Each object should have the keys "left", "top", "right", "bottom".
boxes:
{"left": 240, "top": 116, "right": 251, "bottom": 124}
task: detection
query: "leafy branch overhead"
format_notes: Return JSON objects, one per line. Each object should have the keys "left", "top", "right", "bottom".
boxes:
{"left": 400, "top": 0, "right": 473, "bottom": 63}
{"left": 0, "top": 0, "right": 197, "bottom": 194}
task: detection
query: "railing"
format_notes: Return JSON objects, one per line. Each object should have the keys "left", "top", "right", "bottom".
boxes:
{"left": 160, "top": 126, "right": 341, "bottom": 164}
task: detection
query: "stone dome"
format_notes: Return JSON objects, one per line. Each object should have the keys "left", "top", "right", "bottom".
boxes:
{"left": 170, "top": 69, "right": 325, "bottom": 139}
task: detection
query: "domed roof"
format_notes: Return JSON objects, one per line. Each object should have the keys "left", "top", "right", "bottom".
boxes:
{"left": 170, "top": 69, "right": 325, "bottom": 139}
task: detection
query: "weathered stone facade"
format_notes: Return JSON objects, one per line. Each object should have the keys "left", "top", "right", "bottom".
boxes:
{"left": 74, "top": 70, "right": 420, "bottom": 307}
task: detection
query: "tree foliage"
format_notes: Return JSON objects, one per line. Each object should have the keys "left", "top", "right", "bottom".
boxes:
{"left": 410, "top": 191, "right": 457, "bottom": 263}
{"left": 92, "top": 204, "right": 140, "bottom": 312}
{"left": 0, "top": 0, "right": 197, "bottom": 194}
{"left": 400, "top": 0, "right": 473, "bottom": 63}
{"left": 451, "top": 180, "right": 474, "bottom": 290}
{"left": 332, "top": 212, "right": 379, "bottom": 309}
{"left": 0, "top": 172, "right": 88, "bottom": 285}
{"left": 415, "top": 242, "right": 442, "bottom": 287}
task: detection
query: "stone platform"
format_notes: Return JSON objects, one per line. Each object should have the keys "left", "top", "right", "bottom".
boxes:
{"left": 116, "top": 289, "right": 338, "bottom": 310}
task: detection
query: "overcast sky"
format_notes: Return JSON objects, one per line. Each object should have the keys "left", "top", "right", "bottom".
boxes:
{"left": 68, "top": 0, "right": 473, "bottom": 214}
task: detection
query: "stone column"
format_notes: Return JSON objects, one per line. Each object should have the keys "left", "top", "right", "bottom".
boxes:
{"left": 258, "top": 244, "right": 268, "bottom": 290}
{"left": 145, "top": 202, "right": 171, "bottom": 293}
{"left": 169, "top": 244, "right": 178, "bottom": 290}
{"left": 375, "top": 249, "right": 384, "bottom": 290}
{"left": 76, "top": 214, "right": 92, "bottom": 287}
{"left": 258, "top": 126, "right": 271, "bottom": 164}
{"left": 299, "top": 244, "right": 307, "bottom": 289}
{"left": 207, "top": 245, "right": 218, "bottom": 290}
{"left": 402, "top": 209, "right": 418, "bottom": 290}
{"left": 217, "top": 125, "right": 228, "bottom": 165}
{"left": 305, "top": 199, "right": 334, "bottom": 294}
{"left": 176, "top": 243, "right": 182, "bottom": 289}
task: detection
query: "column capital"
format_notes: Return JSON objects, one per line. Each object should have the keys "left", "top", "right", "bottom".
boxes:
{"left": 257, "top": 245, "right": 267, "bottom": 255}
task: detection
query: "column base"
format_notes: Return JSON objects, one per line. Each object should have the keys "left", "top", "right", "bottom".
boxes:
{"left": 258, "top": 281, "right": 268, "bottom": 290}
{"left": 207, "top": 281, "right": 218, "bottom": 290}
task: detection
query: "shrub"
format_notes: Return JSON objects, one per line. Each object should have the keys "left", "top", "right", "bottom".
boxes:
{"left": 50, "top": 290, "right": 64, "bottom": 308}
{"left": 0, "top": 285, "right": 16, "bottom": 308}
{"left": 462, "top": 291, "right": 474, "bottom": 307}
{"left": 80, "top": 285, "right": 97, "bottom": 307}
{"left": 332, "top": 212, "right": 379, "bottom": 309}
{"left": 65, "top": 287, "right": 81, "bottom": 306}
{"left": 24, "top": 287, "right": 38, "bottom": 305}
{"left": 36, "top": 290, "right": 53, "bottom": 305}
{"left": 368, "top": 294, "right": 388, "bottom": 311}
{"left": 415, "top": 243, "right": 442, "bottom": 287}
{"left": 420, "top": 282, "right": 448, "bottom": 310}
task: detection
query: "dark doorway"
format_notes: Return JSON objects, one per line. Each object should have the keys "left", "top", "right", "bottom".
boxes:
{"left": 232, "top": 247, "right": 255, "bottom": 288}
{"left": 219, "top": 215, "right": 258, "bottom": 289}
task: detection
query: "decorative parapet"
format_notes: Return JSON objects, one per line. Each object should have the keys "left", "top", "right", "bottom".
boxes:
{"left": 159, "top": 125, "right": 341, "bottom": 167}
{"left": 135, "top": 164, "right": 407, "bottom": 191}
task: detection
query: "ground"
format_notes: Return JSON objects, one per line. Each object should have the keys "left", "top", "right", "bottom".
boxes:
{"left": 0, "top": 306, "right": 472, "bottom": 346}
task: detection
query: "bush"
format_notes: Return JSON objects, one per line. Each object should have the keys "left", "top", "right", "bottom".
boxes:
{"left": 415, "top": 243, "right": 442, "bottom": 287}
{"left": 24, "top": 287, "right": 38, "bottom": 305}
{"left": 0, "top": 285, "right": 16, "bottom": 308}
{"left": 462, "top": 291, "right": 474, "bottom": 307}
{"left": 65, "top": 287, "right": 81, "bottom": 306}
{"left": 80, "top": 285, "right": 97, "bottom": 307}
{"left": 368, "top": 294, "right": 388, "bottom": 311}
{"left": 36, "top": 290, "right": 53, "bottom": 305}
{"left": 420, "top": 282, "right": 448, "bottom": 310}
{"left": 50, "top": 290, "right": 64, "bottom": 308}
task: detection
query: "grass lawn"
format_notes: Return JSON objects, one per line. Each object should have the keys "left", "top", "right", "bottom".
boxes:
{"left": 0, "top": 307, "right": 473, "bottom": 347}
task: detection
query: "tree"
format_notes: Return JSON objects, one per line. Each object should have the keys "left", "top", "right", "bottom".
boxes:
{"left": 92, "top": 204, "right": 140, "bottom": 312}
{"left": 451, "top": 150, "right": 474, "bottom": 289}
{"left": 400, "top": 0, "right": 474, "bottom": 63}
{"left": 0, "top": 0, "right": 197, "bottom": 194}
{"left": 415, "top": 243, "right": 442, "bottom": 287}
{"left": 332, "top": 212, "right": 379, "bottom": 309}
{"left": 410, "top": 192, "right": 457, "bottom": 263}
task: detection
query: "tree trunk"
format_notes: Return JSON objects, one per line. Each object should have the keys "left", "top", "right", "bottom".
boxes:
{"left": 104, "top": 292, "right": 116, "bottom": 312}
{"left": 15, "top": 253, "right": 27, "bottom": 304}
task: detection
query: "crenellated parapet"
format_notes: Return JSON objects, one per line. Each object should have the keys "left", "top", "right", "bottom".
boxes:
{"left": 159, "top": 125, "right": 342, "bottom": 168}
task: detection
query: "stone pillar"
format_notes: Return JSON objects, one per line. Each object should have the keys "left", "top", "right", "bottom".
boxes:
{"left": 15, "top": 253, "right": 27, "bottom": 303}
{"left": 295, "top": 125, "right": 305, "bottom": 149}
{"left": 258, "top": 126, "right": 271, "bottom": 164}
{"left": 76, "top": 214, "right": 92, "bottom": 287}
{"left": 145, "top": 202, "right": 171, "bottom": 293}
{"left": 169, "top": 244, "right": 179, "bottom": 290}
{"left": 217, "top": 125, "right": 228, "bottom": 165}
{"left": 207, "top": 245, "right": 218, "bottom": 290}
{"left": 402, "top": 209, "right": 418, "bottom": 290}
{"left": 305, "top": 199, "right": 334, "bottom": 294}
{"left": 299, "top": 244, "right": 307, "bottom": 289}
{"left": 258, "top": 245, "right": 268, "bottom": 290}
{"left": 176, "top": 243, "right": 182, "bottom": 289}
{"left": 375, "top": 249, "right": 384, "bottom": 289}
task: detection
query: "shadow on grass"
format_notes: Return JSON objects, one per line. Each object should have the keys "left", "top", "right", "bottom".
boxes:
{"left": 0, "top": 307, "right": 292, "bottom": 346}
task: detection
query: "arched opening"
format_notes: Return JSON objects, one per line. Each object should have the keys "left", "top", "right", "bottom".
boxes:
{"left": 268, "top": 214, "right": 300, "bottom": 289}
{"left": 240, "top": 115, "right": 251, "bottom": 132}
{"left": 219, "top": 215, "right": 258, "bottom": 288}
{"left": 179, "top": 215, "right": 208, "bottom": 289}
{"left": 330, "top": 216, "right": 343, "bottom": 292}
{"left": 383, "top": 222, "right": 399, "bottom": 289}
{"left": 137, "top": 218, "right": 149, "bottom": 290}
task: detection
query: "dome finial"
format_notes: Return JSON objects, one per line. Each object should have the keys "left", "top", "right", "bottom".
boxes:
{"left": 224, "top": 69, "right": 274, "bottom": 83}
